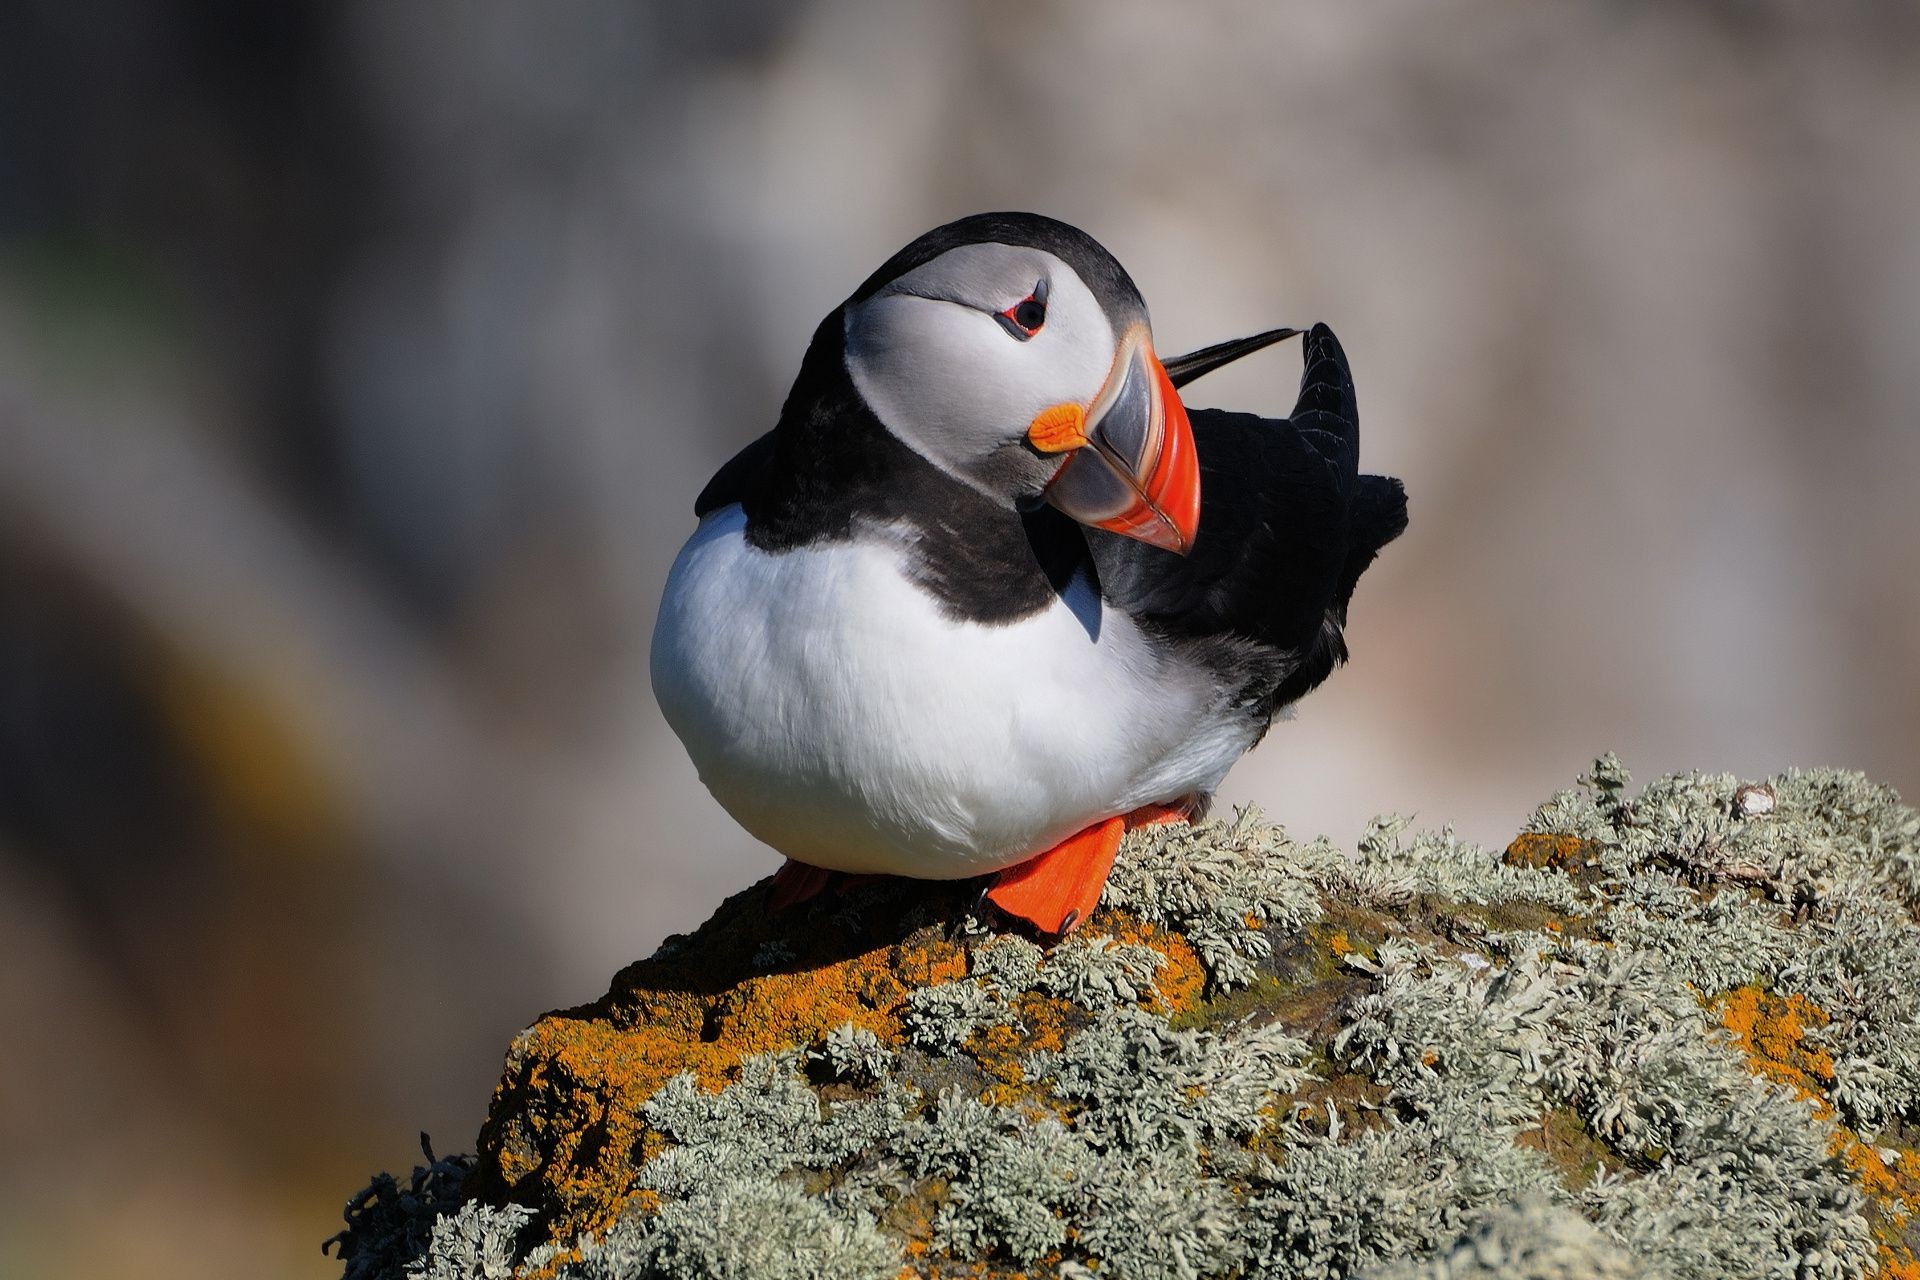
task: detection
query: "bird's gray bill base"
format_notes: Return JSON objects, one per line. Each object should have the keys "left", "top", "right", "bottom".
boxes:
{"left": 1032, "top": 326, "right": 1201, "bottom": 553}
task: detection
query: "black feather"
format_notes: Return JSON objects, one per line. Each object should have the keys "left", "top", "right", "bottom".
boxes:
{"left": 1162, "top": 327, "right": 1303, "bottom": 389}
{"left": 690, "top": 257, "right": 1405, "bottom": 733}
{"left": 695, "top": 430, "right": 774, "bottom": 518}
{"left": 1088, "top": 324, "right": 1405, "bottom": 717}
{"left": 694, "top": 312, "right": 1082, "bottom": 625}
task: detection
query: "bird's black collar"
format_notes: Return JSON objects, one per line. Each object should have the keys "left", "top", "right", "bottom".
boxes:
{"left": 713, "top": 311, "right": 1091, "bottom": 627}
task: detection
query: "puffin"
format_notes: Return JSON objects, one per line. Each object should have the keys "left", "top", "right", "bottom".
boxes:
{"left": 650, "top": 212, "right": 1406, "bottom": 935}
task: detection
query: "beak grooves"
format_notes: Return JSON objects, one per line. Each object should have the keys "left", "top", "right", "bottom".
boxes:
{"left": 1037, "top": 327, "right": 1201, "bottom": 554}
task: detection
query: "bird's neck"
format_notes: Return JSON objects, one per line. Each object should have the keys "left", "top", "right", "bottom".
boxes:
{"left": 739, "top": 317, "right": 1090, "bottom": 623}
{"left": 740, "top": 311, "right": 1001, "bottom": 550}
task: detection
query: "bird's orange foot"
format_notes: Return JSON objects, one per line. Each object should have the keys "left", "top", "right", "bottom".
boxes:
{"left": 986, "top": 816, "right": 1126, "bottom": 936}
{"left": 768, "top": 858, "right": 835, "bottom": 910}
{"left": 769, "top": 861, "right": 890, "bottom": 910}
{"left": 985, "top": 797, "right": 1199, "bottom": 936}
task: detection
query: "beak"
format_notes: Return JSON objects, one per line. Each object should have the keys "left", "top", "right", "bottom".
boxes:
{"left": 1027, "top": 325, "right": 1200, "bottom": 554}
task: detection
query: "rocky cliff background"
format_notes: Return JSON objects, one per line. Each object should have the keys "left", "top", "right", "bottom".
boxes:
{"left": 1, "top": 3, "right": 1917, "bottom": 1278}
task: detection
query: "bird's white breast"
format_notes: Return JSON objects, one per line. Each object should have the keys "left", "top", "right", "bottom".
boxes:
{"left": 649, "top": 505, "right": 1256, "bottom": 877}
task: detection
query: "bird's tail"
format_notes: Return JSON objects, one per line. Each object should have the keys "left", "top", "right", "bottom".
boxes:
{"left": 1288, "top": 323, "right": 1360, "bottom": 489}
{"left": 1286, "top": 323, "right": 1406, "bottom": 613}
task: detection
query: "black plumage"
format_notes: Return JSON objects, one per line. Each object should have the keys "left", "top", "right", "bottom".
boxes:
{"left": 698, "top": 312, "right": 1088, "bottom": 624}
{"left": 696, "top": 312, "right": 1405, "bottom": 736}
{"left": 1089, "top": 324, "right": 1406, "bottom": 719}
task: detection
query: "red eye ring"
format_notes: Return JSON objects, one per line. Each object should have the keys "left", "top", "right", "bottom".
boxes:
{"left": 996, "top": 288, "right": 1048, "bottom": 341}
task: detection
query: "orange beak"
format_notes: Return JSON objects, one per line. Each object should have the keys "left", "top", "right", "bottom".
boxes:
{"left": 1025, "top": 325, "right": 1201, "bottom": 554}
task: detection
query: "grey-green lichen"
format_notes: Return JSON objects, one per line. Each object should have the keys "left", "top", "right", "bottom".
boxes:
{"left": 326, "top": 1138, "right": 493, "bottom": 1280}
{"left": 405, "top": 1201, "right": 543, "bottom": 1280}
{"left": 810, "top": 1022, "right": 895, "bottom": 1085}
{"left": 331, "top": 760, "right": 1920, "bottom": 1280}
{"left": 1362, "top": 1198, "right": 1643, "bottom": 1280}
{"left": 1106, "top": 805, "right": 1336, "bottom": 989}
{"left": 1529, "top": 756, "right": 1920, "bottom": 1133}
{"left": 571, "top": 1179, "right": 898, "bottom": 1280}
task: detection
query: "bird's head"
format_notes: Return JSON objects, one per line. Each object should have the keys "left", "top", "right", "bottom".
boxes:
{"left": 838, "top": 213, "right": 1295, "bottom": 555}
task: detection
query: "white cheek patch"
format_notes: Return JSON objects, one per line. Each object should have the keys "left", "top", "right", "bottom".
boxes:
{"left": 844, "top": 245, "right": 1119, "bottom": 487}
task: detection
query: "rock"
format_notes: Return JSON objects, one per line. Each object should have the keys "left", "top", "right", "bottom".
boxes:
{"left": 328, "top": 761, "right": 1920, "bottom": 1280}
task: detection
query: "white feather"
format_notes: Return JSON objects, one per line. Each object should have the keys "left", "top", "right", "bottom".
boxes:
{"left": 650, "top": 505, "right": 1256, "bottom": 877}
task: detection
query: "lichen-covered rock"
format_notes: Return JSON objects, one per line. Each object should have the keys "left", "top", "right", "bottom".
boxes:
{"left": 1361, "top": 1199, "right": 1642, "bottom": 1280}
{"left": 329, "top": 762, "right": 1920, "bottom": 1280}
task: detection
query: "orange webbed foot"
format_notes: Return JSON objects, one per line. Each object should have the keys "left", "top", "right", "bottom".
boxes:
{"left": 985, "top": 797, "right": 1200, "bottom": 936}
{"left": 769, "top": 862, "right": 893, "bottom": 911}
{"left": 768, "top": 859, "right": 835, "bottom": 910}
{"left": 986, "top": 816, "right": 1125, "bottom": 936}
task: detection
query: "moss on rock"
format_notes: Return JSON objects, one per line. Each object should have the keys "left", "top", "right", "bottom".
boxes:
{"left": 329, "top": 761, "right": 1920, "bottom": 1280}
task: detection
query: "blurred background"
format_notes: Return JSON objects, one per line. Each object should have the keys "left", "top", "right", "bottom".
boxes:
{"left": 1, "top": 1, "right": 1915, "bottom": 1275}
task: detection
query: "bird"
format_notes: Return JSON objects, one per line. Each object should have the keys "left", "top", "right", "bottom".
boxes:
{"left": 650, "top": 212, "right": 1406, "bottom": 935}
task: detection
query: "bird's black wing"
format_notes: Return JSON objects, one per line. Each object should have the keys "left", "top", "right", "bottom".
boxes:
{"left": 695, "top": 430, "right": 777, "bottom": 517}
{"left": 1088, "top": 323, "right": 1406, "bottom": 710}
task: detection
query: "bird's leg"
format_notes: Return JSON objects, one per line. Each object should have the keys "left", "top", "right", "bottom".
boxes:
{"left": 768, "top": 858, "right": 835, "bottom": 910}
{"left": 1123, "top": 794, "right": 1200, "bottom": 828}
{"left": 946, "top": 880, "right": 995, "bottom": 942}
{"left": 985, "top": 796, "right": 1199, "bottom": 936}
{"left": 986, "top": 816, "right": 1125, "bottom": 936}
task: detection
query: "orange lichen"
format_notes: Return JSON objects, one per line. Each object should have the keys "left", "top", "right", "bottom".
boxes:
{"left": 968, "top": 992, "right": 1079, "bottom": 1107}
{"left": 887, "top": 1189, "right": 940, "bottom": 1261}
{"left": 1878, "top": 1251, "right": 1920, "bottom": 1280}
{"left": 475, "top": 877, "right": 1214, "bottom": 1245}
{"left": 1842, "top": 1138, "right": 1920, "bottom": 1279}
{"left": 479, "top": 878, "right": 976, "bottom": 1241}
{"left": 1100, "top": 911, "right": 1205, "bottom": 1014}
{"left": 1714, "top": 987, "right": 1835, "bottom": 1109}
{"left": 972, "top": 1018, "right": 1032, "bottom": 1103}
{"left": 1328, "top": 930, "right": 1355, "bottom": 957}
{"left": 1503, "top": 832, "right": 1590, "bottom": 874}
{"left": 1016, "top": 992, "right": 1072, "bottom": 1055}
{"left": 1712, "top": 985, "right": 1920, "bottom": 1277}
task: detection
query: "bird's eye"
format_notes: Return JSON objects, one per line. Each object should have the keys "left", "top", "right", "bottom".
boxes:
{"left": 994, "top": 280, "right": 1049, "bottom": 340}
